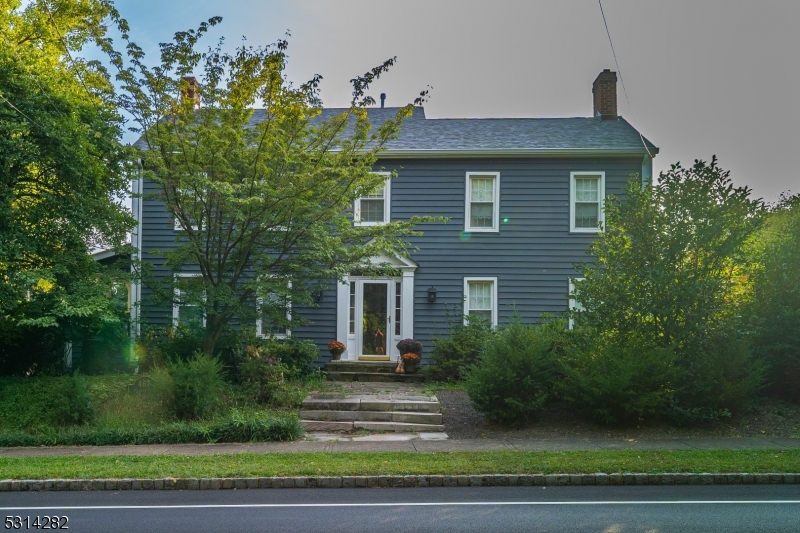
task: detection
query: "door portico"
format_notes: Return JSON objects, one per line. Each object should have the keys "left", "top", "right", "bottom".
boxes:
{"left": 336, "top": 253, "right": 416, "bottom": 361}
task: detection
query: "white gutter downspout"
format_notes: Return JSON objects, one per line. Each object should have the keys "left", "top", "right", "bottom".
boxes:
{"left": 129, "top": 159, "right": 144, "bottom": 340}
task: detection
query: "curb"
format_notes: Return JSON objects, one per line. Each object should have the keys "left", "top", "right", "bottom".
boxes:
{"left": 1, "top": 473, "right": 797, "bottom": 491}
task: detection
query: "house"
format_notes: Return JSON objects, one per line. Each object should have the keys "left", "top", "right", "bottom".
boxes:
{"left": 129, "top": 69, "right": 657, "bottom": 364}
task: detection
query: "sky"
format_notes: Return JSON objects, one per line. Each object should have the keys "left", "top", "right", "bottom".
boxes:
{"left": 106, "top": 0, "right": 800, "bottom": 203}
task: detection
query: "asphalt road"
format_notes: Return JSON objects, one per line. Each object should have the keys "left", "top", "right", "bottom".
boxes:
{"left": 3, "top": 485, "right": 800, "bottom": 533}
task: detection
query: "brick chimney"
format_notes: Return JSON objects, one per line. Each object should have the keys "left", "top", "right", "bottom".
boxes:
{"left": 592, "top": 69, "right": 617, "bottom": 120}
{"left": 180, "top": 76, "right": 200, "bottom": 109}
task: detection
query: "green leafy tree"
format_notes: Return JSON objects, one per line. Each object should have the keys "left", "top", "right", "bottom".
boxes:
{"left": 748, "top": 193, "right": 800, "bottom": 401}
{"left": 0, "top": 0, "right": 135, "bottom": 373}
{"left": 108, "top": 18, "right": 438, "bottom": 355}
{"left": 573, "top": 157, "right": 765, "bottom": 416}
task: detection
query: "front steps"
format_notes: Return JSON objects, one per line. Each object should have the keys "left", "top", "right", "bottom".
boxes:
{"left": 324, "top": 361, "right": 425, "bottom": 383}
{"left": 300, "top": 392, "right": 444, "bottom": 433}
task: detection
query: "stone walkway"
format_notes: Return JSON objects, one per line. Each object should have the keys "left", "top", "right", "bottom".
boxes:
{"left": 1, "top": 436, "right": 799, "bottom": 458}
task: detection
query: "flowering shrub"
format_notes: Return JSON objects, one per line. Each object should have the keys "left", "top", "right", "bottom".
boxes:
{"left": 328, "top": 340, "right": 346, "bottom": 352}
{"left": 401, "top": 352, "right": 420, "bottom": 362}
{"left": 396, "top": 338, "right": 422, "bottom": 354}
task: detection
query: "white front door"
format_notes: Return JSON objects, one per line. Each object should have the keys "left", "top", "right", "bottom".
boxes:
{"left": 345, "top": 278, "right": 402, "bottom": 360}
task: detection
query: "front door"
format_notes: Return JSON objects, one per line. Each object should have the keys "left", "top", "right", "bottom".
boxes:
{"left": 360, "top": 281, "right": 390, "bottom": 359}
{"left": 347, "top": 278, "right": 401, "bottom": 360}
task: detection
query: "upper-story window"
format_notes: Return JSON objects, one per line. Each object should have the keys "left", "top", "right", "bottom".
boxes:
{"left": 570, "top": 171, "right": 605, "bottom": 232}
{"left": 172, "top": 176, "right": 206, "bottom": 231}
{"left": 354, "top": 173, "right": 391, "bottom": 226}
{"left": 465, "top": 172, "right": 500, "bottom": 232}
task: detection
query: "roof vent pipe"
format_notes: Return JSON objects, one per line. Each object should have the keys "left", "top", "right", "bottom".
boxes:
{"left": 380, "top": 93, "right": 386, "bottom": 108}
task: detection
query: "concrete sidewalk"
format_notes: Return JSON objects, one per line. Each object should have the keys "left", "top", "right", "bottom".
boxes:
{"left": 1, "top": 436, "right": 798, "bottom": 458}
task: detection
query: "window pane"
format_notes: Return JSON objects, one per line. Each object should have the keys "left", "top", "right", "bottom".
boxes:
{"left": 395, "top": 282, "right": 401, "bottom": 336}
{"left": 470, "top": 202, "right": 494, "bottom": 228}
{"left": 574, "top": 203, "right": 599, "bottom": 228}
{"left": 468, "top": 281, "right": 493, "bottom": 311}
{"left": 470, "top": 177, "right": 494, "bottom": 202}
{"left": 469, "top": 309, "right": 492, "bottom": 321}
{"left": 360, "top": 199, "right": 385, "bottom": 222}
{"left": 575, "top": 177, "right": 599, "bottom": 202}
{"left": 260, "top": 293, "right": 287, "bottom": 336}
{"left": 178, "top": 305, "right": 203, "bottom": 326}
{"left": 363, "top": 185, "right": 384, "bottom": 199}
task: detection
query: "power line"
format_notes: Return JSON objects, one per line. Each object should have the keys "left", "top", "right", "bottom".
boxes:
{"left": 0, "top": 91, "right": 47, "bottom": 131}
{"left": 598, "top": 0, "right": 654, "bottom": 160}
{"left": 42, "top": 0, "right": 97, "bottom": 105}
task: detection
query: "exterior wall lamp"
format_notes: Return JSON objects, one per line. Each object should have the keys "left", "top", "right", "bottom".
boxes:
{"left": 427, "top": 286, "right": 437, "bottom": 303}
{"left": 312, "top": 289, "right": 323, "bottom": 304}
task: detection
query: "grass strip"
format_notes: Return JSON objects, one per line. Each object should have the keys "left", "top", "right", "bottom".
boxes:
{"left": 1, "top": 450, "right": 799, "bottom": 480}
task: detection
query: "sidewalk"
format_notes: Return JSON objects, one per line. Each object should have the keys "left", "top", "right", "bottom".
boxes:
{"left": 1, "top": 436, "right": 798, "bottom": 458}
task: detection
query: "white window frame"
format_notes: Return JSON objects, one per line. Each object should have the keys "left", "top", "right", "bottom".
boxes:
{"left": 173, "top": 273, "right": 205, "bottom": 327}
{"left": 173, "top": 174, "right": 207, "bottom": 231}
{"left": 463, "top": 277, "right": 498, "bottom": 326}
{"left": 570, "top": 171, "right": 606, "bottom": 233}
{"left": 256, "top": 280, "right": 292, "bottom": 340}
{"left": 354, "top": 172, "right": 391, "bottom": 226}
{"left": 568, "top": 277, "right": 585, "bottom": 330}
{"left": 464, "top": 172, "right": 500, "bottom": 232}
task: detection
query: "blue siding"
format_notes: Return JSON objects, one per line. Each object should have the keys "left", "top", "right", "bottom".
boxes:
{"left": 138, "top": 156, "right": 642, "bottom": 363}
{"left": 382, "top": 156, "right": 640, "bottom": 358}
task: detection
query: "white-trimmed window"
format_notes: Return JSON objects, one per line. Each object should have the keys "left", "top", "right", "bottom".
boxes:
{"left": 464, "top": 277, "right": 498, "bottom": 326}
{"left": 173, "top": 274, "right": 205, "bottom": 327}
{"left": 465, "top": 172, "right": 500, "bottom": 232}
{"left": 354, "top": 173, "right": 391, "bottom": 226}
{"left": 256, "top": 280, "right": 291, "bottom": 339}
{"left": 173, "top": 175, "right": 206, "bottom": 231}
{"left": 568, "top": 277, "right": 585, "bottom": 329}
{"left": 570, "top": 172, "right": 605, "bottom": 232}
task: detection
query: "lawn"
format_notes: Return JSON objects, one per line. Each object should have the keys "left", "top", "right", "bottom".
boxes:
{"left": 1, "top": 450, "right": 799, "bottom": 480}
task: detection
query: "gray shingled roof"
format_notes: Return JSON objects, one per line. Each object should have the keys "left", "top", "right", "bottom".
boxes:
{"left": 139, "top": 106, "right": 658, "bottom": 156}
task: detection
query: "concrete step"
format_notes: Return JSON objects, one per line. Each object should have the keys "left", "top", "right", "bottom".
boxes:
{"left": 299, "top": 420, "right": 445, "bottom": 433}
{"left": 354, "top": 420, "right": 445, "bottom": 432}
{"left": 324, "top": 362, "right": 398, "bottom": 374}
{"left": 325, "top": 372, "right": 425, "bottom": 383}
{"left": 299, "top": 410, "right": 443, "bottom": 425}
{"left": 301, "top": 398, "right": 440, "bottom": 413}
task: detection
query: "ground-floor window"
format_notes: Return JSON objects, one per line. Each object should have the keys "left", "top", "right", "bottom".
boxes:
{"left": 464, "top": 277, "right": 498, "bottom": 326}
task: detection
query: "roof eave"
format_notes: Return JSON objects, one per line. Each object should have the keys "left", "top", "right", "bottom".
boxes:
{"left": 373, "top": 147, "right": 659, "bottom": 159}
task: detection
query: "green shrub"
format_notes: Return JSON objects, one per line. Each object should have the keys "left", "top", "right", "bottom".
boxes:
{"left": 240, "top": 356, "right": 286, "bottom": 405}
{"left": 667, "top": 330, "right": 765, "bottom": 424}
{"left": 560, "top": 335, "right": 679, "bottom": 425}
{"left": 0, "top": 411, "right": 302, "bottom": 446}
{"left": 464, "top": 318, "right": 566, "bottom": 425}
{"left": 0, "top": 375, "right": 98, "bottom": 429}
{"left": 427, "top": 315, "right": 495, "bottom": 382}
{"left": 250, "top": 337, "right": 320, "bottom": 379}
{"left": 49, "top": 374, "right": 96, "bottom": 426}
{"left": 168, "top": 353, "right": 225, "bottom": 420}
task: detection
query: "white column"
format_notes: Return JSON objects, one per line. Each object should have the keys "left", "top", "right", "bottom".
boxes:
{"left": 336, "top": 277, "right": 351, "bottom": 360}
{"left": 401, "top": 270, "right": 415, "bottom": 339}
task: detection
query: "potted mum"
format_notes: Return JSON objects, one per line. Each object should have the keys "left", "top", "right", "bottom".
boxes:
{"left": 401, "top": 352, "right": 421, "bottom": 374}
{"left": 328, "top": 340, "right": 346, "bottom": 361}
{"left": 396, "top": 338, "right": 423, "bottom": 356}
{"left": 396, "top": 339, "right": 423, "bottom": 374}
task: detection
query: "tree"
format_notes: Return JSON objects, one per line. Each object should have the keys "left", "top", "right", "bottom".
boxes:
{"left": 748, "top": 193, "right": 800, "bottom": 401}
{"left": 110, "top": 18, "right": 438, "bottom": 355}
{"left": 0, "top": 0, "right": 135, "bottom": 374}
{"left": 573, "top": 157, "right": 765, "bottom": 417}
